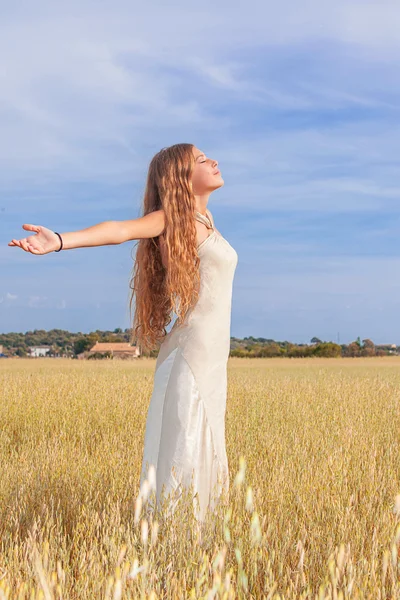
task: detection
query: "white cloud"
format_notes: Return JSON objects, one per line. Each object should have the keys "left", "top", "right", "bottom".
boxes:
{"left": 28, "top": 295, "right": 48, "bottom": 308}
{"left": 56, "top": 299, "right": 67, "bottom": 309}
{"left": 1, "top": 0, "right": 400, "bottom": 191}
{"left": 3, "top": 1, "right": 400, "bottom": 340}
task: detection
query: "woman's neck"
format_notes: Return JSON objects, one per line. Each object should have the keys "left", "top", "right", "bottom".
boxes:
{"left": 194, "top": 193, "right": 210, "bottom": 216}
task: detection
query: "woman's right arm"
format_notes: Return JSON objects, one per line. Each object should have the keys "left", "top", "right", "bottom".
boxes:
{"left": 9, "top": 210, "right": 166, "bottom": 255}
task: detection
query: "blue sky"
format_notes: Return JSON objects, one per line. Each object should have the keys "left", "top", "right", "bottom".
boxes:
{"left": 2, "top": 0, "right": 400, "bottom": 344}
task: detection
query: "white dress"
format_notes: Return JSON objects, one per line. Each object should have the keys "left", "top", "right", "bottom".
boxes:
{"left": 139, "top": 209, "right": 238, "bottom": 522}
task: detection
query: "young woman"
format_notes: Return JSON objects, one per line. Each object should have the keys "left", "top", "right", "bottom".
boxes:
{"left": 9, "top": 143, "right": 238, "bottom": 523}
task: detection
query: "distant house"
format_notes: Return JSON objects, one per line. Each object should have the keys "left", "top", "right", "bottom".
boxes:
{"left": 78, "top": 342, "right": 141, "bottom": 360}
{"left": 375, "top": 344, "right": 397, "bottom": 349}
{"left": 29, "top": 346, "right": 51, "bottom": 357}
{"left": 375, "top": 344, "right": 397, "bottom": 353}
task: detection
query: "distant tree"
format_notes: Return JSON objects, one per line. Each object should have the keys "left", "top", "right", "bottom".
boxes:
{"left": 347, "top": 342, "right": 361, "bottom": 357}
{"left": 362, "top": 338, "right": 374, "bottom": 348}
{"left": 312, "top": 342, "right": 341, "bottom": 358}
{"left": 361, "top": 338, "right": 375, "bottom": 357}
{"left": 286, "top": 343, "right": 298, "bottom": 356}
{"left": 249, "top": 344, "right": 264, "bottom": 357}
{"left": 259, "top": 343, "right": 281, "bottom": 357}
{"left": 230, "top": 348, "right": 250, "bottom": 358}
{"left": 310, "top": 337, "right": 322, "bottom": 345}
{"left": 49, "top": 344, "right": 59, "bottom": 357}
{"left": 362, "top": 347, "right": 376, "bottom": 357}
{"left": 113, "top": 328, "right": 123, "bottom": 334}
{"left": 73, "top": 333, "right": 99, "bottom": 356}
{"left": 73, "top": 338, "right": 91, "bottom": 355}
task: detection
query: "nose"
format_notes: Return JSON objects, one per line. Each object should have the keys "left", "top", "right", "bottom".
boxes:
{"left": 212, "top": 158, "right": 218, "bottom": 167}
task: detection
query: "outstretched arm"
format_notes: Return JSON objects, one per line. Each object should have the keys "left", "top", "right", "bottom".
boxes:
{"left": 9, "top": 210, "right": 166, "bottom": 255}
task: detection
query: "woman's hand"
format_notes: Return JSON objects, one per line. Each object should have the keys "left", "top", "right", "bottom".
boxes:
{"left": 8, "top": 224, "right": 61, "bottom": 255}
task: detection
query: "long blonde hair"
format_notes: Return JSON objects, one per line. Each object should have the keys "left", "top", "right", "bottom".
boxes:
{"left": 129, "top": 143, "right": 201, "bottom": 353}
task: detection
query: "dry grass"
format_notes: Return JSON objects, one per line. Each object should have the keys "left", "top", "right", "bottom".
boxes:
{"left": 0, "top": 356, "right": 400, "bottom": 598}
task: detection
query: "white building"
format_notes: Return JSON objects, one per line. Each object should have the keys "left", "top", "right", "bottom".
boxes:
{"left": 29, "top": 346, "right": 51, "bottom": 357}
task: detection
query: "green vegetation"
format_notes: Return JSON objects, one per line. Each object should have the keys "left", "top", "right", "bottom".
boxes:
{"left": 230, "top": 336, "right": 392, "bottom": 358}
{"left": 0, "top": 329, "right": 396, "bottom": 358}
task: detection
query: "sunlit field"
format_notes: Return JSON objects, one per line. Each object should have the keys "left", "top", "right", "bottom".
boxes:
{"left": 1, "top": 356, "right": 400, "bottom": 599}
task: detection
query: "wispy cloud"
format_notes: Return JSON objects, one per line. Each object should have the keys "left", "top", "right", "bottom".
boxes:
{"left": 2, "top": 1, "right": 400, "bottom": 341}
{"left": 1, "top": 1, "right": 400, "bottom": 187}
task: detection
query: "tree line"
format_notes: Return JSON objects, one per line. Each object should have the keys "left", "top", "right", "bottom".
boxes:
{"left": 0, "top": 330, "right": 396, "bottom": 358}
{"left": 230, "top": 336, "right": 391, "bottom": 358}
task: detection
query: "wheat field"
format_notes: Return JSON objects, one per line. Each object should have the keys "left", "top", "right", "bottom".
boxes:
{"left": 1, "top": 356, "right": 400, "bottom": 599}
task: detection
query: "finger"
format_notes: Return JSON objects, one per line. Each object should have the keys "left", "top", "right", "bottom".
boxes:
{"left": 27, "top": 244, "right": 41, "bottom": 254}
{"left": 20, "top": 241, "right": 30, "bottom": 252}
{"left": 23, "top": 224, "right": 41, "bottom": 233}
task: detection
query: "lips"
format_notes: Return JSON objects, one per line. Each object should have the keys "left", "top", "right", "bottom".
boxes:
{"left": 214, "top": 170, "right": 221, "bottom": 175}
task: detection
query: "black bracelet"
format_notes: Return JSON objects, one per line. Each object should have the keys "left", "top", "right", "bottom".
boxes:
{"left": 54, "top": 232, "right": 63, "bottom": 252}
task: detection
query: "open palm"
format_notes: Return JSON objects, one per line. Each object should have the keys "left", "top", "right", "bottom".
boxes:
{"left": 8, "top": 224, "right": 60, "bottom": 255}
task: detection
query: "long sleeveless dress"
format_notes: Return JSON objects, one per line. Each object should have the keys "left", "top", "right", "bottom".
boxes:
{"left": 139, "top": 209, "right": 238, "bottom": 522}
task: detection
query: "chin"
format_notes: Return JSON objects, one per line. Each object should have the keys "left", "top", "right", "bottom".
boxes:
{"left": 213, "top": 178, "right": 224, "bottom": 190}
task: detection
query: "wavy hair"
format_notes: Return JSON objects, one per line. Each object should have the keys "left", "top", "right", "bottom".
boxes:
{"left": 129, "top": 143, "right": 201, "bottom": 353}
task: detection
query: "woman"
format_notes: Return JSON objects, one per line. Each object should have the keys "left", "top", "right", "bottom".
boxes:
{"left": 9, "top": 143, "right": 238, "bottom": 523}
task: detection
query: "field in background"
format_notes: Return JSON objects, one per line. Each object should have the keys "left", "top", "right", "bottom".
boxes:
{"left": 1, "top": 357, "right": 400, "bottom": 598}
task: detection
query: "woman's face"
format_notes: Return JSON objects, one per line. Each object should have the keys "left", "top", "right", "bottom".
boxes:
{"left": 191, "top": 147, "right": 224, "bottom": 195}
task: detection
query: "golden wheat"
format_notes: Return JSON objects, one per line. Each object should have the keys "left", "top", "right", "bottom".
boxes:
{"left": 0, "top": 357, "right": 399, "bottom": 598}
